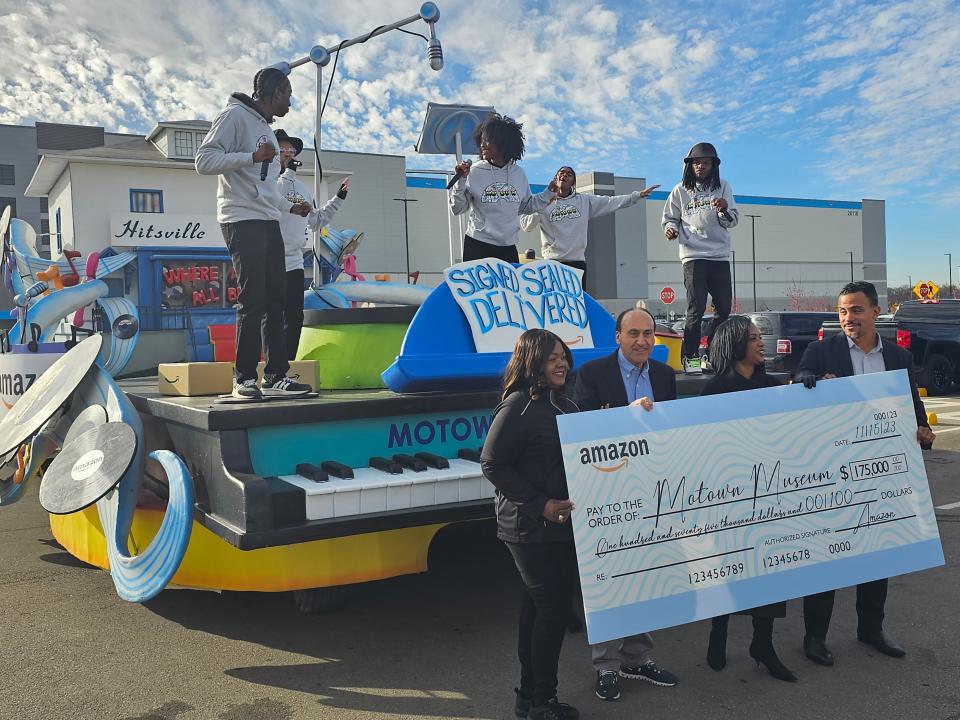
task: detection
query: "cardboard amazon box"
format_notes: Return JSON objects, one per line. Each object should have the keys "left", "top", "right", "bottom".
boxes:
{"left": 158, "top": 360, "right": 318, "bottom": 396}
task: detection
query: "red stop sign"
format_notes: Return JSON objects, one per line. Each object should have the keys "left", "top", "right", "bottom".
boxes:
{"left": 660, "top": 287, "right": 676, "bottom": 304}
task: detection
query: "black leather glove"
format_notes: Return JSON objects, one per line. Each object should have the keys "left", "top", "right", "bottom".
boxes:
{"left": 794, "top": 369, "right": 817, "bottom": 389}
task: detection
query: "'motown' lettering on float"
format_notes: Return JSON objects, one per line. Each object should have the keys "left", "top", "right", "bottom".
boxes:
{"left": 388, "top": 415, "right": 492, "bottom": 448}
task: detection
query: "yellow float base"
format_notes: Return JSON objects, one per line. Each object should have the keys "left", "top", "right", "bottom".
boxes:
{"left": 49, "top": 505, "right": 447, "bottom": 592}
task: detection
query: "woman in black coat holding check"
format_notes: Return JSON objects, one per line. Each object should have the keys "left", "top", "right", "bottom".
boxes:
{"left": 700, "top": 316, "right": 797, "bottom": 682}
{"left": 481, "top": 328, "right": 581, "bottom": 720}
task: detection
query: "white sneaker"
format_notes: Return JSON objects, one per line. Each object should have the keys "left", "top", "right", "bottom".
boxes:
{"left": 683, "top": 356, "right": 703, "bottom": 375}
{"left": 262, "top": 374, "right": 311, "bottom": 396}
{"left": 232, "top": 379, "right": 262, "bottom": 400}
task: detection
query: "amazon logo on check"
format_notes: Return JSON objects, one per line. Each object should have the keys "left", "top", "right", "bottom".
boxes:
{"left": 579, "top": 437, "right": 650, "bottom": 471}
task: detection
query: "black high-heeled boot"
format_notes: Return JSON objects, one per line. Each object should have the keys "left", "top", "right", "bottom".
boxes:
{"left": 707, "top": 615, "right": 729, "bottom": 671}
{"left": 749, "top": 616, "right": 797, "bottom": 682}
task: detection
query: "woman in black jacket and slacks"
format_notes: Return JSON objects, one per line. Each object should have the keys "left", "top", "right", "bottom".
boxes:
{"left": 701, "top": 316, "right": 797, "bottom": 682}
{"left": 481, "top": 328, "right": 581, "bottom": 720}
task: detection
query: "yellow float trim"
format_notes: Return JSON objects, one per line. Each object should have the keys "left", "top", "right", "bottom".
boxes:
{"left": 50, "top": 506, "right": 448, "bottom": 592}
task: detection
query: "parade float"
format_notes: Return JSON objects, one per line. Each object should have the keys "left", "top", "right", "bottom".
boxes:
{"left": 0, "top": 5, "right": 686, "bottom": 611}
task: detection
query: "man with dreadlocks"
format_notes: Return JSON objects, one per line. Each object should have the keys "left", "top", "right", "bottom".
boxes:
{"left": 196, "top": 68, "right": 313, "bottom": 400}
{"left": 450, "top": 113, "right": 557, "bottom": 263}
{"left": 521, "top": 166, "right": 659, "bottom": 287}
{"left": 661, "top": 142, "right": 738, "bottom": 375}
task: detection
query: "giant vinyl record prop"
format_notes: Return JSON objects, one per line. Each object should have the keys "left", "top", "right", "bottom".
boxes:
{"left": 0, "top": 334, "right": 102, "bottom": 457}
{"left": 39, "top": 422, "right": 136, "bottom": 515}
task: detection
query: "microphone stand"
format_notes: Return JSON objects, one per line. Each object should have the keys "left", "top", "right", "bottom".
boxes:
{"left": 270, "top": 3, "right": 442, "bottom": 287}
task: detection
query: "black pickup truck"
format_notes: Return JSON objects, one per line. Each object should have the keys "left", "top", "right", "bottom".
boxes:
{"left": 820, "top": 299, "right": 960, "bottom": 394}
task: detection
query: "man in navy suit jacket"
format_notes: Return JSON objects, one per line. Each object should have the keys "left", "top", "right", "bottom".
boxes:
{"left": 795, "top": 281, "right": 934, "bottom": 668}
{"left": 572, "top": 307, "right": 679, "bottom": 702}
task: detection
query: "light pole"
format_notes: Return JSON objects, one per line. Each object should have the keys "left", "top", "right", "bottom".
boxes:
{"left": 745, "top": 214, "right": 761, "bottom": 311}
{"left": 393, "top": 197, "right": 418, "bottom": 283}
{"left": 731, "top": 249, "right": 737, "bottom": 310}
{"left": 846, "top": 251, "right": 854, "bottom": 282}
{"left": 946, "top": 253, "right": 953, "bottom": 298}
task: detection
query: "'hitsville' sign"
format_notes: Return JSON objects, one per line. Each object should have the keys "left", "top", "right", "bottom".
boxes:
{"left": 444, "top": 258, "right": 594, "bottom": 352}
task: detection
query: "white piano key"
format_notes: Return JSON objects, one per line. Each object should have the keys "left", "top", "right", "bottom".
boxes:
{"left": 279, "top": 474, "right": 336, "bottom": 520}
{"left": 351, "top": 467, "right": 390, "bottom": 514}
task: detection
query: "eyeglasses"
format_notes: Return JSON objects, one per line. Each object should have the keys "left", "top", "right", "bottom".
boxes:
{"left": 279, "top": 147, "right": 298, "bottom": 155}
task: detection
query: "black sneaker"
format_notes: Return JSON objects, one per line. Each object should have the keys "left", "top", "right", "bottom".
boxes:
{"left": 594, "top": 670, "right": 620, "bottom": 701}
{"left": 232, "top": 379, "right": 262, "bottom": 400}
{"left": 513, "top": 688, "right": 531, "bottom": 718}
{"left": 261, "top": 374, "right": 311, "bottom": 397}
{"left": 620, "top": 660, "right": 678, "bottom": 687}
{"left": 528, "top": 698, "right": 579, "bottom": 720}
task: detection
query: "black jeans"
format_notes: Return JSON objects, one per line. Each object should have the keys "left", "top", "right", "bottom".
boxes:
{"left": 803, "top": 579, "right": 888, "bottom": 639}
{"left": 463, "top": 234, "right": 520, "bottom": 263}
{"left": 504, "top": 540, "right": 578, "bottom": 705}
{"left": 682, "top": 259, "right": 732, "bottom": 359}
{"left": 221, "top": 220, "right": 289, "bottom": 383}
{"left": 557, "top": 259, "right": 587, "bottom": 289}
{"left": 284, "top": 268, "right": 305, "bottom": 361}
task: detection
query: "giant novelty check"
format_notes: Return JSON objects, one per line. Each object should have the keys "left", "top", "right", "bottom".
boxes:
{"left": 556, "top": 370, "right": 944, "bottom": 644}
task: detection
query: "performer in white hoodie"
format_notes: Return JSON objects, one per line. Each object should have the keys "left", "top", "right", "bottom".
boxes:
{"left": 274, "top": 129, "right": 348, "bottom": 360}
{"left": 521, "top": 166, "right": 659, "bottom": 285}
{"left": 196, "top": 68, "right": 314, "bottom": 399}
{"left": 661, "top": 142, "right": 739, "bottom": 375}
{"left": 449, "top": 114, "right": 557, "bottom": 263}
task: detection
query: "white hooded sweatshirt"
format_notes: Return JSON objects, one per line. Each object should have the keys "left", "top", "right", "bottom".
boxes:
{"left": 661, "top": 180, "right": 739, "bottom": 263}
{"left": 195, "top": 93, "right": 294, "bottom": 224}
{"left": 520, "top": 190, "right": 646, "bottom": 262}
{"left": 448, "top": 160, "right": 554, "bottom": 247}
{"left": 277, "top": 168, "right": 343, "bottom": 272}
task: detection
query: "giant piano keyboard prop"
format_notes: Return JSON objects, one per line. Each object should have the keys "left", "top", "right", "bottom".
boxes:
{"left": 43, "top": 378, "right": 506, "bottom": 595}
{"left": 280, "top": 451, "right": 493, "bottom": 521}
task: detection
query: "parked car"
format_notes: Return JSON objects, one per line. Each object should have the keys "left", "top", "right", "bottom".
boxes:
{"left": 819, "top": 299, "right": 960, "bottom": 395}
{"left": 747, "top": 311, "right": 837, "bottom": 376}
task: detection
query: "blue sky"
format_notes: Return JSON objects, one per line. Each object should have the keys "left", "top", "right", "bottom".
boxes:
{"left": 0, "top": 0, "right": 957, "bottom": 287}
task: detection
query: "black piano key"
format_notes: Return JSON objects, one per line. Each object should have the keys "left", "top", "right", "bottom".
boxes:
{"left": 369, "top": 456, "right": 403, "bottom": 474}
{"left": 296, "top": 463, "right": 329, "bottom": 483}
{"left": 393, "top": 454, "right": 428, "bottom": 472}
{"left": 415, "top": 451, "right": 449, "bottom": 469}
{"left": 321, "top": 460, "right": 354, "bottom": 479}
{"left": 458, "top": 448, "right": 482, "bottom": 463}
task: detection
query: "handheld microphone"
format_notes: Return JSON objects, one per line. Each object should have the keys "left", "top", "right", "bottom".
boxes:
{"left": 446, "top": 159, "right": 471, "bottom": 190}
{"left": 718, "top": 208, "right": 733, "bottom": 223}
{"left": 260, "top": 156, "right": 271, "bottom": 181}
{"left": 422, "top": 3, "right": 443, "bottom": 71}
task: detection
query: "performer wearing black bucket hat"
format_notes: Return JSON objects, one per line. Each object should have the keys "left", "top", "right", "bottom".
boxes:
{"left": 274, "top": 128, "right": 349, "bottom": 359}
{"left": 661, "top": 142, "right": 738, "bottom": 375}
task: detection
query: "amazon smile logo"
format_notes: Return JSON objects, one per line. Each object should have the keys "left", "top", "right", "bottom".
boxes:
{"left": 0, "top": 372, "right": 37, "bottom": 409}
{"left": 579, "top": 438, "right": 650, "bottom": 471}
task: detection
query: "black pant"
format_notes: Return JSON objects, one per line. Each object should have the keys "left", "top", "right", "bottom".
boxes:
{"left": 557, "top": 259, "right": 587, "bottom": 289}
{"left": 504, "top": 540, "right": 577, "bottom": 705}
{"left": 284, "top": 268, "right": 305, "bottom": 361}
{"left": 803, "top": 579, "right": 888, "bottom": 638}
{"left": 682, "top": 259, "right": 732, "bottom": 359}
{"left": 463, "top": 235, "right": 520, "bottom": 263}
{"left": 221, "top": 220, "right": 289, "bottom": 383}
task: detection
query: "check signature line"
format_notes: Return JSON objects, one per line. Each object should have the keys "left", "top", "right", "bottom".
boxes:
{"left": 598, "top": 500, "right": 876, "bottom": 557}
{"left": 610, "top": 547, "right": 754, "bottom": 580}
{"left": 833, "top": 514, "right": 917, "bottom": 533}
{"left": 642, "top": 480, "right": 838, "bottom": 521}
{"left": 851, "top": 434, "right": 901, "bottom": 445}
